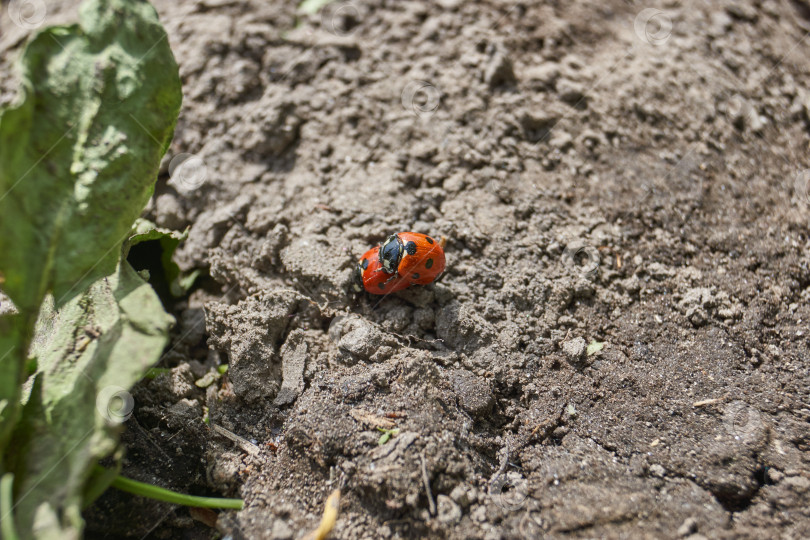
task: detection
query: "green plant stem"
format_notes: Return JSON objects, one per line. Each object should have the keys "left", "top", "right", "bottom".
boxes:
{"left": 0, "top": 473, "right": 19, "bottom": 540}
{"left": 100, "top": 468, "right": 243, "bottom": 509}
{"left": 143, "top": 367, "right": 172, "bottom": 379}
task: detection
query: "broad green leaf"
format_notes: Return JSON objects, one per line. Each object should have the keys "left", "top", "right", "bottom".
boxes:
{"left": 11, "top": 259, "right": 173, "bottom": 539}
{"left": 0, "top": 0, "right": 181, "bottom": 535}
{"left": 0, "top": 0, "right": 182, "bottom": 314}
{"left": 0, "top": 0, "right": 181, "bottom": 485}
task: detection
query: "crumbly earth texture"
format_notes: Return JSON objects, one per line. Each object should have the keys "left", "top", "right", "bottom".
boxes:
{"left": 3, "top": 0, "right": 810, "bottom": 538}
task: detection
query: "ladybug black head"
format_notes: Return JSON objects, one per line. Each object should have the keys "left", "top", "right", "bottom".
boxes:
{"left": 379, "top": 234, "right": 402, "bottom": 274}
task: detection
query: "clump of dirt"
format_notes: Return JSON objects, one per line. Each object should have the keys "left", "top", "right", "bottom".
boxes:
{"left": 4, "top": 0, "right": 810, "bottom": 538}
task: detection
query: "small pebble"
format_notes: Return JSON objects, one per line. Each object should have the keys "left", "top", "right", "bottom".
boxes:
{"left": 562, "top": 336, "right": 587, "bottom": 362}
{"left": 549, "top": 130, "right": 573, "bottom": 150}
{"left": 678, "top": 517, "right": 698, "bottom": 537}
{"left": 557, "top": 79, "right": 586, "bottom": 105}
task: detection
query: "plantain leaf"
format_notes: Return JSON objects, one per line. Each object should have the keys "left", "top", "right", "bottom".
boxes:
{"left": 0, "top": 0, "right": 182, "bottom": 536}
{"left": 11, "top": 258, "right": 173, "bottom": 539}
{"left": 0, "top": 0, "right": 182, "bottom": 315}
{"left": 0, "top": 0, "right": 180, "bottom": 489}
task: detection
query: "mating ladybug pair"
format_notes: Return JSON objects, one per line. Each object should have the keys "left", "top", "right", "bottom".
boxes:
{"left": 354, "top": 232, "right": 446, "bottom": 295}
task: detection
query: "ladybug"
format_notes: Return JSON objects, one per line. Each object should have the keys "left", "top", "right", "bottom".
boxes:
{"left": 354, "top": 232, "right": 446, "bottom": 295}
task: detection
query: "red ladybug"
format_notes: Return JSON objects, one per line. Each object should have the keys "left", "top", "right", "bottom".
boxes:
{"left": 353, "top": 232, "right": 446, "bottom": 295}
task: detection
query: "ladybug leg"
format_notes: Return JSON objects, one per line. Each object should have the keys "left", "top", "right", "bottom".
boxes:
{"left": 374, "top": 267, "right": 397, "bottom": 283}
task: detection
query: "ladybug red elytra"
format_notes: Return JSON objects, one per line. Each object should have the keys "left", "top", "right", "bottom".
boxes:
{"left": 354, "top": 232, "right": 446, "bottom": 295}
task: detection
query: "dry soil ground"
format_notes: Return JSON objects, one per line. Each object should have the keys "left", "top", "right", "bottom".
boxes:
{"left": 3, "top": 0, "right": 810, "bottom": 538}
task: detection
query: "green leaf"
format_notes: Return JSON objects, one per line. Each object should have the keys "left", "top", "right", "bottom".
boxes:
{"left": 586, "top": 340, "right": 605, "bottom": 356}
{"left": 377, "top": 427, "right": 400, "bottom": 445}
{"left": 1, "top": 473, "right": 19, "bottom": 540}
{"left": 11, "top": 259, "right": 174, "bottom": 538}
{"left": 0, "top": 315, "right": 30, "bottom": 453}
{"left": 194, "top": 370, "right": 221, "bottom": 388}
{"left": 0, "top": 0, "right": 181, "bottom": 480}
{"left": 171, "top": 269, "right": 201, "bottom": 297}
{"left": 298, "top": 0, "right": 337, "bottom": 15}
{"left": 0, "top": 0, "right": 182, "bottom": 314}
{"left": 126, "top": 218, "right": 195, "bottom": 297}
{"left": 126, "top": 218, "right": 188, "bottom": 251}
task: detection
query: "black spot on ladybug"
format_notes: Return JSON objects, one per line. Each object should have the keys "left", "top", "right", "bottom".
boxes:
{"left": 361, "top": 258, "right": 369, "bottom": 270}
{"left": 426, "top": 236, "right": 434, "bottom": 244}
{"left": 378, "top": 282, "right": 386, "bottom": 290}
{"left": 425, "top": 258, "right": 434, "bottom": 269}
{"left": 405, "top": 241, "right": 417, "bottom": 255}
{"left": 412, "top": 273, "right": 420, "bottom": 279}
